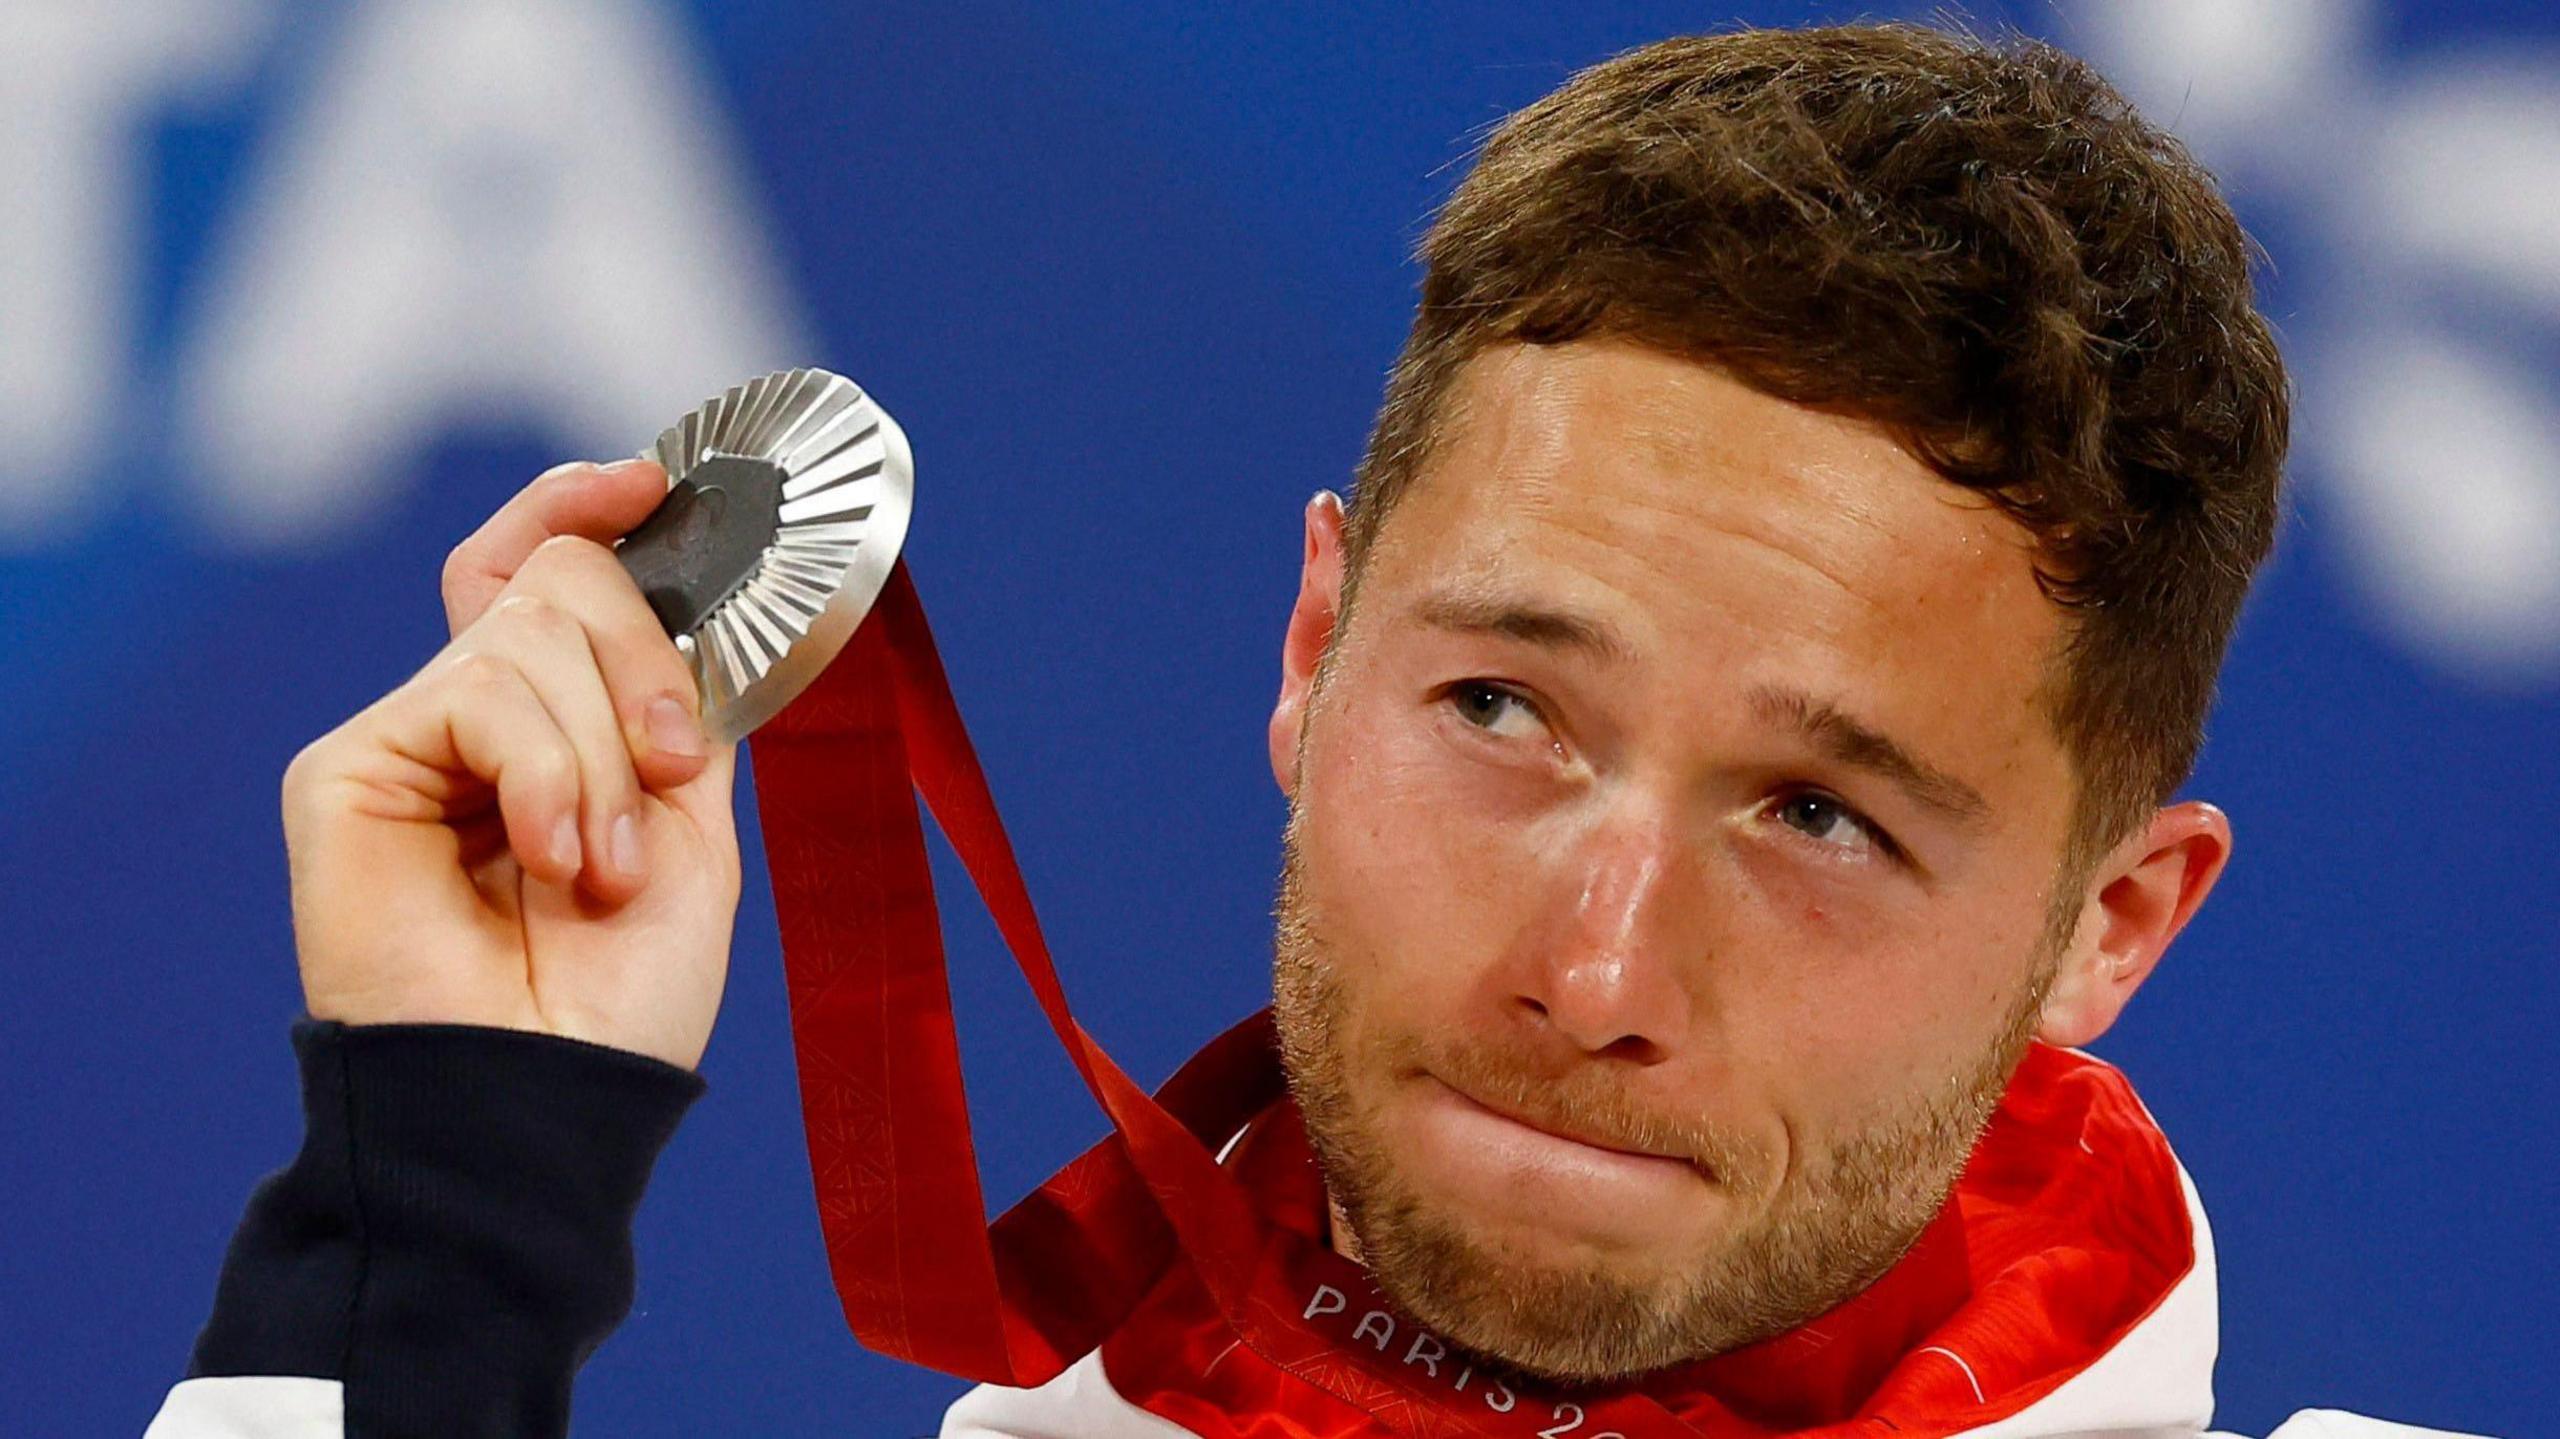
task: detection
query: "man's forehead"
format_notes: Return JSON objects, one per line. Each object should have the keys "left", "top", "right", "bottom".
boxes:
{"left": 1380, "top": 342, "right": 2051, "bottom": 628}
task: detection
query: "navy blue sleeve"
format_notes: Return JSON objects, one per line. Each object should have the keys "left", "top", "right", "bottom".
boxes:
{"left": 184, "top": 1019, "right": 706, "bottom": 1439}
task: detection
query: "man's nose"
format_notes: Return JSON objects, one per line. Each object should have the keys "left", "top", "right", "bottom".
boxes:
{"left": 1504, "top": 807, "right": 1697, "bottom": 1065}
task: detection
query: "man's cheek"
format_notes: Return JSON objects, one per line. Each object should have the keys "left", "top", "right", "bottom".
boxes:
{"left": 1755, "top": 971, "right": 1967, "bottom": 1138}
{"left": 1306, "top": 746, "right": 1473, "bottom": 917}
{"left": 1327, "top": 820, "right": 1513, "bottom": 1002}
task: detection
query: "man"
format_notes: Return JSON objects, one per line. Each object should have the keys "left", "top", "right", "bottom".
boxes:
{"left": 148, "top": 22, "right": 2483, "bottom": 1439}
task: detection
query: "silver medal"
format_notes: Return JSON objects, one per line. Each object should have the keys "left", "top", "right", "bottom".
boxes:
{"left": 616, "top": 368, "right": 914, "bottom": 745}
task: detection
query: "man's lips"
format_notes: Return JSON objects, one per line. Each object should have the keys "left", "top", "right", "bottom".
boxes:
{"left": 1427, "top": 1074, "right": 1711, "bottom": 1182}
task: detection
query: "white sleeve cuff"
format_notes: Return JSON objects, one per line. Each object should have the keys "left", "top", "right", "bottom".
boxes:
{"left": 144, "top": 1377, "right": 342, "bottom": 1438}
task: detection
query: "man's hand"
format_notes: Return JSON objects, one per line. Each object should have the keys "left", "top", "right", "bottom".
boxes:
{"left": 280, "top": 458, "right": 742, "bottom": 1071}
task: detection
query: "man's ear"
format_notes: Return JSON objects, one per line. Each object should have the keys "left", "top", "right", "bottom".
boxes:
{"left": 2037, "top": 800, "right": 2234, "bottom": 1049}
{"left": 1269, "top": 490, "right": 1349, "bottom": 799}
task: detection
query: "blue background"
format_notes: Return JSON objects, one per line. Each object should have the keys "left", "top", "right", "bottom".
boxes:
{"left": 3, "top": 3, "right": 2552, "bottom": 1435}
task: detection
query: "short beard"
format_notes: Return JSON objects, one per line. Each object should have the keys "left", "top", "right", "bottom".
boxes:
{"left": 1270, "top": 819, "right": 2055, "bottom": 1384}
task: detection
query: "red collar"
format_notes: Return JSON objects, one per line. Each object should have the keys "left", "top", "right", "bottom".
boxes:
{"left": 1106, "top": 1040, "right": 2195, "bottom": 1437}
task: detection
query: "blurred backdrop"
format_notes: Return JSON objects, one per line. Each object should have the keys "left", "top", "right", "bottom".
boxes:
{"left": 2, "top": 2, "right": 2552, "bottom": 1435}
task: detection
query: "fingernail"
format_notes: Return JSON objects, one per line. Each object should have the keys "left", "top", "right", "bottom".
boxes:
{"left": 611, "top": 811, "right": 644, "bottom": 876}
{"left": 550, "top": 813, "right": 581, "bottom": 871}
{"left": 645, "top": 695, "right": 705, "bottom": 758}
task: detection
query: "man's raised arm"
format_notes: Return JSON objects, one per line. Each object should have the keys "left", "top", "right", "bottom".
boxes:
{"left": 149, "top": 459, "right": 745, "bottom": 1438}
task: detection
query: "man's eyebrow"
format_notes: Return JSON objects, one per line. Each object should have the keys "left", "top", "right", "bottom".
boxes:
{"left": 1750, "top": 685, "right": 1992, "bottom": 827}
{"left": 1406, "top": 599, "right": 1991, "bottom": 824}
{"left": 1411, "top": 592, "right": 1636, "bottom": 665}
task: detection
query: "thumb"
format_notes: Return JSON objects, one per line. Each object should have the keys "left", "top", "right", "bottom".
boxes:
{"left": 656, "top": 741, "right": 743, "bottom": 869}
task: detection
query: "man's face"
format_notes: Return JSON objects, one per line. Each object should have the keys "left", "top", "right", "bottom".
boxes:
{"left": 1268, "top": 339, "right": 2085, "bottom": 1381}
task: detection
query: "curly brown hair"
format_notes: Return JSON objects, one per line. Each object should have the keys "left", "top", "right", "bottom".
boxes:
{"left": 1342, "top": 22, "right": 2290, "bottom": 880}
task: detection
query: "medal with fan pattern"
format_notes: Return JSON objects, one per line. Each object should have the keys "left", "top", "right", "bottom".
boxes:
{"left": 614, "top": 368, "right": 914, "bottom": 744}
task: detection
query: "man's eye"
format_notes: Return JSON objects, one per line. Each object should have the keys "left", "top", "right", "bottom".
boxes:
{"left": 1447, "top": 681, "right": 1546, "bottom": 740}
{"left": 1771, "top": 790, "right": 1886, "bottom": 858}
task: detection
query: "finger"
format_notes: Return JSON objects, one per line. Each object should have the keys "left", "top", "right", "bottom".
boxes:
{"left": 501, "top": 533, "right": 715, "bottom": 795}
{"left": 463, "top": 590, "right": 653, "bottom": 903}
{"left": 442, "top": 458, "right": 669, "bottom": 636}
{"left": 373, "top": 650, "right": 588, "bottom": 891}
